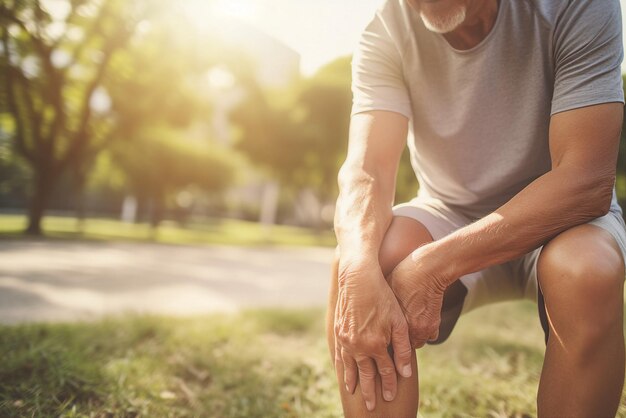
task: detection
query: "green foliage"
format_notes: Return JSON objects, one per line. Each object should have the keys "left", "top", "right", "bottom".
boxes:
{"left": 0, "top": 0, "right": 147, "bottom": 167}
{"left": 105, "top": 5, "right": 215, "bottom": 137}
{"left": 113, "top": 131, "right": 234, "bottom": 198}
{"left": 232, "top": 55, "right": 419, "bottom": 205}
{"left": 231, "top": 90, "right": 307, "bottom": 184}
{"left": 87, "top": 150, "right": 126, "bottom": 192}
{"left": 0, "top": 0, "right": 151, "bottom": 232}
{"left": 0, "top": 138, "right": 31, "bottom": 200}
{"left": 395, "top": 147, "right": 420, "bottom": 204}
{"left": 103, "top": 130, "right": 237, "bottom": 226}
{"left": 0, "top": 0, "right": 227, "bottom": 233}
{"left": 232, "top": 56, "right": 353, "bottom": 199}
{"left": 296, "top": 57, "right": 352, "bottom": 200}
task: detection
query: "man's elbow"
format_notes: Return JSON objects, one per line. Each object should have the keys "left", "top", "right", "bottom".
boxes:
{"left": 337, "top": 162, "right": 352, "bottom": 190}
{"left": 585, "top": 172, "right": 616, "bottom": 218}
{"left": 337, "top": 161, "right": 376, "bottom": 192}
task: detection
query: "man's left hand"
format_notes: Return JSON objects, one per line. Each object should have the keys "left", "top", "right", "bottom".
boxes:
{"left": 387, "top": 246, "right": 449, "bottom": 348}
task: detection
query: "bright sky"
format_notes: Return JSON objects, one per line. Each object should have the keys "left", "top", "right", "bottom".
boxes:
{"left": 216, "top": 0, "right": 626, "bottom": 76}
{"left": 210, "top": 0, "right": 384, "bottom": 75}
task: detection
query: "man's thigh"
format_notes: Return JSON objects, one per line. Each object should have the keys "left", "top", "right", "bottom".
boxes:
{"left": 391, "top": 197, "right": 478, "bottom": 344}
{"left": 391, "top": 198, "right": 626, "bottom": 345}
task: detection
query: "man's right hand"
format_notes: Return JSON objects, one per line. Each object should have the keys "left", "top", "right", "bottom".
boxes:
{"left": 333, "top": 257, "right": 413, "bottom": 412}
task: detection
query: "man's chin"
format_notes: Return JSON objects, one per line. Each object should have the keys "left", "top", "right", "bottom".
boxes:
{"left": 419, "top": 4, "right": 467, "bottom": 34}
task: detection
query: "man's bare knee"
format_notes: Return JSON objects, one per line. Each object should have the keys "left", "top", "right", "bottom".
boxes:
{"left": 379, "top": 216, "right": 434, "bottom": 277}
{"left": 538, "top": 224, "right": 625, "bottom": 353}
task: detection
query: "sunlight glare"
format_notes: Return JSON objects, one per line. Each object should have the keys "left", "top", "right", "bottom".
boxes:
{"left": 206, "top": 67, "right": 236, "bottom": 90}
{"left": 183, "top": 0, "right": 257, "bottom": 31}
{"left": 212, "top": 0, "right": 257, "bottom": 20}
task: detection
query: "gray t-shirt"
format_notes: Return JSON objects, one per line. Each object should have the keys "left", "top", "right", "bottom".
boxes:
{"left": 352, "top": 0, "right": 625, "bottom": 219}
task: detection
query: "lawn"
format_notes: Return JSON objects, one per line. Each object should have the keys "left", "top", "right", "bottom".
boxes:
{"left": 0, "top": 214, "right": 337, "bottom": 248}
{"left": 3, "top": 302, "right": 625, "bottom": 417}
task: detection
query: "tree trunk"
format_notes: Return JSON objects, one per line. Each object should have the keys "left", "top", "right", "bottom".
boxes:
{"left": 260, "top": 181, "right": 280, "bottom": 242}
{"left": 150, "top": 196, "right": 163, "bottom": 230}
{"left": 75, "top": 193, "right": 86, "bottom": 233}
{"left": 26, "top": 174, "right": 52, "bottom": 236}
{"left": 73, "top": 170, "right": 87, "bottom": 233}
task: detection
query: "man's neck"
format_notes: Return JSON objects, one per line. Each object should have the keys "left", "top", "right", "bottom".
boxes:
{"left": 443, "top": 0, "right": 499, "bottom": 50}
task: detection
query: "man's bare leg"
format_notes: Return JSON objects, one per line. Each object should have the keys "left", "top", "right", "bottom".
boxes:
{"left": 326, "top": 274, "right": 419, "bottom": 417}
{"left": 326, "top": 216, "right": 432, "bottom": 417}
{"left": 326, "top": 216, "right": 464, "bottom": 418}
{"left": 537, "top": 224, "right": 625, "bottom": 417}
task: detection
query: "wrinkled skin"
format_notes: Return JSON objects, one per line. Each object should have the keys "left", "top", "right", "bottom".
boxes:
{"left": 387, "top": 249, "right": 448, "bottom": 348}
{"left": 333, "top": 257, "right": 413, "bottom": 411}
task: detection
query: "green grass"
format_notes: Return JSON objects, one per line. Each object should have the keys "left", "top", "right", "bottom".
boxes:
{"left": 0, "top": 214, "right": 337, "bottom": 247}
{"left": 3, "top": 303, "right": 625, "bottom": 417}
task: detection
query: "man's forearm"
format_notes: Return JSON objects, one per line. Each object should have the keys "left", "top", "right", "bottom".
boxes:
{"left": 334, "top": 164, "right": 396, "bottom": 263}
{"left": 425, "top": 166, "right": 615, "bottom": 285}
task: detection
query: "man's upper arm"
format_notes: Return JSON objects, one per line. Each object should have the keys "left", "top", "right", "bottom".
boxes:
{"left": 548, "top": 103, "right": 622, "bottom": 213}
{"left": 347, "top": 2, "right": 410, "bottom": 184}
{"left": 551, "top": 0, "right": 624, "bottom": 115}
{"left": 344, "top": 111, "right": 409, "bottom": 184}
{"left": 352, "top": 3, "right": 411, "bottom": 119}
{"left": 547, "top": 0, "right": 624, "bottom": 208}
{"left": 549, "top": 103, "right": 622, "bottom": 172}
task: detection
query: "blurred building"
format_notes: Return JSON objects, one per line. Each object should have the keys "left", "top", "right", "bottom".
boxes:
{"left": 208, "top": 18, "right": 300, "bottom": 144}
{"left": 217, "top": 18, "right": 301, "bottom": 89}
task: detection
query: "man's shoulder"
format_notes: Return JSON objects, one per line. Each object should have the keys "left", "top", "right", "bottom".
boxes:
{"left": 376, "top": 0, "right": 411, "bottom": 19}
{"left": 364, "top": 0, "right": 417, "bottom": 50}
{"left": 371, "top": 0, "right": 567, "bottom": 34}
{"left": 375, "top": 1, "right": 415, "bottom": 33}
{"left": 374, "top": 0, "right": 618, "bottom": 27}
{"left": 520, "top": 0, "right": 566, "bottom": 24}
{"left": 521, "top": 0, "right": 620, "bottom": 28}
{"left": 374, "top": 0, "right": 567, "bottom": 20}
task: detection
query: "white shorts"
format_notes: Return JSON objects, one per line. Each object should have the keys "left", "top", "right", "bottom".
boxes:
{"left": 392, "top": 196, "right": 626, "bottom": 343}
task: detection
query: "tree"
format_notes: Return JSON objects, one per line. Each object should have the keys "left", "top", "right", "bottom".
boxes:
{"left": 296, "top": 57, "right": 352, "bottom": 201}
{"left": 0, "top": 0, "right": 154, "bottom": 234}
{"left": 231, "top": 58, "right": 350, "bottom": 201}
{"left": 0, "top": 125, "right": 30, "bottom": 206}
{"left": 106, "top": 129, "right": 236, "bottom": 228}
{"left": 232, "top": 55, "right": 419, "bottom": 225}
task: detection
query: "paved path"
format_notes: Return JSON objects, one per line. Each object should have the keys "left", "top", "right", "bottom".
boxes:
{"left": 0, "top": 240, "right": 334, "bottom": 324}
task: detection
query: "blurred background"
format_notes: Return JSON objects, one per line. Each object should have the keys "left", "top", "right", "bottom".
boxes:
{"left": 0, "top": 0, "right": 422, "bottom": 241}
{"left": 1, "top": 0, "right": 626, "bottom": 417}
{"left": 0, "top": 0, "right": 624, "bottom": 238}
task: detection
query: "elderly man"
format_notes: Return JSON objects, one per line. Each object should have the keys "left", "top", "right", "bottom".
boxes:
{"left": 328, "top": 0, "right": 626, "bottom": 416}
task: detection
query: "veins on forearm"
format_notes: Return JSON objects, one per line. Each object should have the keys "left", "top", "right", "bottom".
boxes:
{"left": 437, "top": 167, "right": 615, "bottom": 279}
{"left": 334, "top": 168, "right": 393, "bottom": 254}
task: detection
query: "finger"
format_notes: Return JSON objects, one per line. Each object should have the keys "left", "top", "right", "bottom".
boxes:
{"left": 374, "top": 352, "right": 397, "bottom": 402}
{"left": 428, "top": 326, "right": 440, "bottom": 343}
{"left": 391, "top": 320, "right": 413, "bottom": 378}
{"left": 356, "top": 357, "right": 377, "bottom": 412}
{"left": 411, "top": 338, "right": 427, "bottom": 350}
{"left": 334, "top": 339, "right": 342, "bottom": 371}
{"left": 341, "top": 348, "right": 358, "bottom": 395}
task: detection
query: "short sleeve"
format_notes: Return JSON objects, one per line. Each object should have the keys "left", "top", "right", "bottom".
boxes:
{"left": 551, "top": 0, "right": 625, "bottom": 116}
{"left": 351, "top": 6, "right": 412, "bottom": 118}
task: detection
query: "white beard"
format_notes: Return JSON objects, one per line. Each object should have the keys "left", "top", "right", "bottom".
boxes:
{"left": 420, "top": 5, "right": 467, "bottom": 34}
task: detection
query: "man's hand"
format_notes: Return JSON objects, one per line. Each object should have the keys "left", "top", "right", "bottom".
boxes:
{"left": 334, "top": 258, "right": 413, "bottom": 411}
{"left": 387, "top": 247, "right": 448, "bottom": 348}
